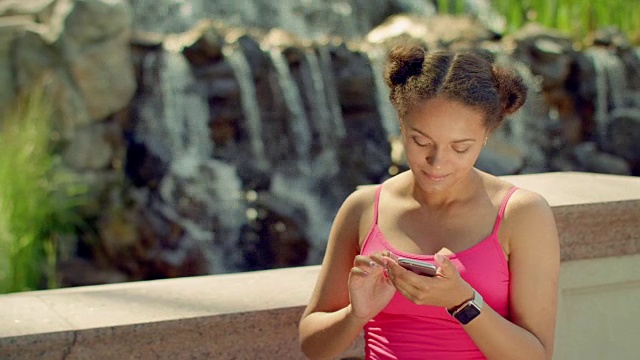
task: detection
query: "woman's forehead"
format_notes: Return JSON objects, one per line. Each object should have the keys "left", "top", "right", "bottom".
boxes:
{"left": 403, "top": 98, "right": 487, "bottom": 131}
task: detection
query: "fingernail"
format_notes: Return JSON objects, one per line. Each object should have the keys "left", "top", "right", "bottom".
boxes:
{"left": 369, "top": 261, "right": 376, "bottom": 267}
{"left": 435, "top": 254, "right": 443, "bottom": 262}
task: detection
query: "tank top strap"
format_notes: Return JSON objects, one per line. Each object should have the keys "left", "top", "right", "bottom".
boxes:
{"left": 491, "top": 186, "right": 519, "bottom": 235}
{"left": 373, "top": 184, "right": 383, "bottom": 225}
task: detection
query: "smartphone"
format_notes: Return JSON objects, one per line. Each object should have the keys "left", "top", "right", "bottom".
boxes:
{"left": 397, "top": 258, "right": 438, "bottom": 277}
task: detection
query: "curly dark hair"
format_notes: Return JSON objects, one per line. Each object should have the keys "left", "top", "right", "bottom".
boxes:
{"left": 383, "top": 44, "right": 528, "bottom": 130}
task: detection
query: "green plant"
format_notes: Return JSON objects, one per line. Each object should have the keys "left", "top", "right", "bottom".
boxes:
{"left": 438, "top": 0, "right": 640, "bottom": 45}
{"left": 0, "top": 81, "right": 86, "bottom": 294}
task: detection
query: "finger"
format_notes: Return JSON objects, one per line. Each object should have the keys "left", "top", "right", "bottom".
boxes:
{"left": 369, "top": 252, "right": 389, "bottom": 267}
{"left": 354, "top": 255, "right": 381, "bottom": 274}
{"left": 384, "top": 251, "right": 399, "bottom": 262}
{"left": 434, "top": 254, "right": 457, "bottom": 277}
{"left": 350, "top": 266, "right": 370, "bottom": 277}
{"left": 385, "top": 259, "right": 418, "bottom": 285}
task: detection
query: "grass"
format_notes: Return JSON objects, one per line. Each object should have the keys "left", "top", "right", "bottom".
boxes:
{"left": 437, "top": 0, "right": 640, "bottom": 45}
{"left": 0, "top": 80, "right": 86, "bottom": 294}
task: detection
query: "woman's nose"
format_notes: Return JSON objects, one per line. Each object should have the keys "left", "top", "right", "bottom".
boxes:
{"left": 426, "top": 148, "right": 444, "bottom": 168}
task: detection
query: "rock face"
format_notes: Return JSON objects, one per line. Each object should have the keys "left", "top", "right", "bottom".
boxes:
{"left": 1, "top": 0, "right": 639, "bottom": 287}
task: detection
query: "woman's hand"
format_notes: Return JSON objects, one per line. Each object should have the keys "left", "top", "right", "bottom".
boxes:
{"left": 347, "top": 253, "right": 396, "bottom": 321}
{"left": 385, "top": 253, "right": 474, "bottom": 309}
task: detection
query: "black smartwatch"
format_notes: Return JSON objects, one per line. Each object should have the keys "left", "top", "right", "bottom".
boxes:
{"left": 448, "top": 289, "right": 483, "bottom": 325}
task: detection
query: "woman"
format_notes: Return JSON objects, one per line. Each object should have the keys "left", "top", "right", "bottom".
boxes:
{"left": 298, "top": 45, "right": 560, "bottom": 360}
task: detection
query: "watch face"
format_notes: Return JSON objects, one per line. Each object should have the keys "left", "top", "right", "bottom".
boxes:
{"left": 455, "top": 303, "right": 481, "bottom": 325}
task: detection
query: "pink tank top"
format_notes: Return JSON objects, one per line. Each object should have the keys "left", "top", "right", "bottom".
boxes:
{"left": 360, "top": 185, "right": 518, "bottom": 359}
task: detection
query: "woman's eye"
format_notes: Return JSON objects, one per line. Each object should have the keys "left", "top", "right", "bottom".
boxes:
{"left": 454, "top": 147, "right": 470, "bottom": 154}
{"left": 413, "top": 137, "right": 430, "bottom": 147}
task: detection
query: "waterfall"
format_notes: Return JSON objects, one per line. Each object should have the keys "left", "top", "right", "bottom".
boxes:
{"left": 465, "top": 0, "right": 505, "bottom": 34}
{"left": 635, "top": 48, "right": 640, "bottom": 106}
{"left": 585, "top": 47, "right": 629, "bottom": 142}
{"left": 129, "top": 0, "right": 204, "bottom": 33}
{"left": 366, "top": 47, "right": 400, "bottom": 139}
{"left": 138, "top": 49, "right": 212, "bottom": 161}
{"left": 266, "top": 47, "right": 313, "bottom": 166}
{"left": 221, "top": 42, "right": 269, "bottom": 167}
{"left": 479, "top": 53, "right": 550, "bottom": 173}
{"left": 301, "top": 49, "right": 334, "bottom": 149}
{"left": 317, "top": 45, "right": 346, "bottom": 139}
{"left": 269, "top": 171, "right": 335, "bottom": 265}
{"left": 496, "top": 54, "right": 545, "bottom": 145}
{"left": 137, "top": 47, "right": 246, "bottom": 274}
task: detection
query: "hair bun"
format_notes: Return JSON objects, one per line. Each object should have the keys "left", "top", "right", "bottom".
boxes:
{"left": 384, "top": 45, "right": 425, "bottom": 87}
{"left": 492, "top": 67, "right": 527, "bottom": 117}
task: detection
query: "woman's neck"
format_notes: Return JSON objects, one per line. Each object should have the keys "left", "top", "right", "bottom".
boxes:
{"left": 409, "top": 169, "right": 482, "bottom": 210}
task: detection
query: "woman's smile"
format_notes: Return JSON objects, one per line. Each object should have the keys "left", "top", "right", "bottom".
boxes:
{"left": 423, "top": 171, "right": 450, "bottom": 181}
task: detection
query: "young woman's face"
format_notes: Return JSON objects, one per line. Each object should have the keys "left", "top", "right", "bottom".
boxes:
{"left": 401, "top": 97, "right": 488, "bottom": 193}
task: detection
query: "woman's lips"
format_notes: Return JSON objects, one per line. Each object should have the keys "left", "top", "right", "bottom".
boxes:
{"left": 423, "top": 171, "right": 449, "bottom": 181}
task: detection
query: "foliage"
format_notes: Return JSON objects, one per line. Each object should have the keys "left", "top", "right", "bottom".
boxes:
{"left": 0, "top": 81, "right": 86, "bottom": 294}
{"left": 437, "top": 0, "right": 640, "bottom": 44}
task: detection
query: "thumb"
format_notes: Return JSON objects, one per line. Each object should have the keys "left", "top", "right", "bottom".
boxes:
{"left": 435, "top": 254, "right": 457, "bottom": 277}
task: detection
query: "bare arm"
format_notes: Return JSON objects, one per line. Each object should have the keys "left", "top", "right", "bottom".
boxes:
{"left": 464, "top": 190, "right": 560, "bottom": 359}
{"left": 299, "top": 187, "right": 388, "bottom": 359}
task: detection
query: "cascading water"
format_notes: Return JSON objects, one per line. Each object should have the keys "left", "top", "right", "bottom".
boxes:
{"left": 301, "top": 49, "right": 334, "bottom": 150}
{"left": 317, "top": 45, "right": 346, "bottom": 139}
{"left": 221, "top": 42, "right": 269, "bottom": 168}
{"left": 130, "top": 0, "right": 397, "bottom": 40}
{"left": 367, "top": 47, "right": 400, "bottom": 139}
{"left": 585, "top": 47, "right": 629, "bottom": 143}
{"left": 266, "top": 46, "right": 313, "bottom": 170}
{"left": 471, "top": 53, "right": 550, "bottom": 174}
{"left": 158, "top": 50, "right": 212, "bottom": 159}
{"left": 119, "top": 0, "right": 640, "bottom": 278}
{"left": 136, "top": 46, "right": 246, "bottom": 274}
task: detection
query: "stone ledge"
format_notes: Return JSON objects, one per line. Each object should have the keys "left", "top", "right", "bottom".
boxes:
{"left": 503, "top": 172, "right": 640, "bottom": 261}
{"left": 1, "top": 172, "right": 639, "bottom": 359}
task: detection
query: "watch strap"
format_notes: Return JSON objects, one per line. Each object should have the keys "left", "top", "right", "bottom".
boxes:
{"left": 448, "top": 289, "right": 483, "bottom": 324}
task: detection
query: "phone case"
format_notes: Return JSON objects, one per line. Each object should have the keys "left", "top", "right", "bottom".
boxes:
{"left": 398, "top": 258, "right": 437, "bottom": 276}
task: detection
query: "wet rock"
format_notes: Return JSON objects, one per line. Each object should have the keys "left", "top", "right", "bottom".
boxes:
{"left": 13, "top": 27, "right": 93, "bottom": 131}
{"left": 607, "top": 109, "right": 640, "bottom": 166}
{"left": 57, "top": 258, "right": 129, "bottom": 287}
{"left": 130, "top": 30, "right": 165, "bottom": 48}
{"left": 507, "top": 23, "right": 574, "bottom": 90}
{"left": 333, "top": 47, "right": 378, "bottom": 110}
{"left": 0, "top": 0, "right": 54, "bottom": 16}
{"left": 125, "top": 141, "right": 169, "bottom": 189}
{"left": 366, "top": 14, "right": 495, "bottom": 51}
{"left": 62, "top": 122, "right": 115, "bottom": 170}
{"left": 0, "top": 18, "right": 26, "bottom": 110}
{"left": 64, "top": 0, "right": 136, "bottom": 121}
{"left": 238, "top": 191, "right": 310, "bottom": 270}
{"left": 574, "top": 142, "right": 631, "bottom": 175}
{"left": 588, "top": 27, "right": 631, "bottom": 50}
{"left": 232, "top": 30, "right": 270, "bottom": 77}
{"left": 476, "top": 139, "right": 524, "bottom": 175}
{"left": 9, "top": 0, "right": 136, "bottom": 129}
{"left": 175, "top": 19, "right": 225, "bottom": 65}
{"left": 619, "top": 48, "right": 640, "bottom": 92}
{"left": 99, "top": 209, "right": 141, "bottom": 258}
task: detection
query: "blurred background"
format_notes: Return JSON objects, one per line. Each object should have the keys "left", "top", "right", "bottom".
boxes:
{"left": 1, "top": 0, "right": 639, "bottom": 294}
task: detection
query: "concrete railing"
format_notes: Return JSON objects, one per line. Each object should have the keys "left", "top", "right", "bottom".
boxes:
{"left": 1, "top": 172, "right": 640, "bottom": 359}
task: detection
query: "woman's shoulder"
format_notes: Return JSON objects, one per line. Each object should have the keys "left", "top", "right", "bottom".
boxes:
{"left": 477, "top": 171, "right": 554, "bottom": 231}
{"left": 478, "top": 171, "right": 549, "bottom": 210}
{"left": 346, "top": 171, "right": 411, "bottom": 206}
{"left": 495, "top": 180, "right": 557, "bottom": 249}
{"left": 344, "top": 183, "right": 380, "bottom": 209}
